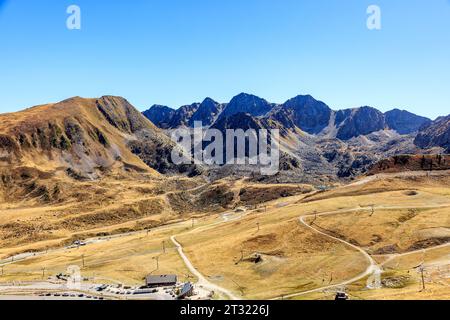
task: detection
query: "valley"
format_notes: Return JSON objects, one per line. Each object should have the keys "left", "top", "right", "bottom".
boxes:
{"left": 1, "top": 0, "right": 449, "bottom": 307}
{"left": 1, "top": 171, "right": 448, "bottom": 300}
{"left": 0, "top": 95, "right": 449, "bottom": 300}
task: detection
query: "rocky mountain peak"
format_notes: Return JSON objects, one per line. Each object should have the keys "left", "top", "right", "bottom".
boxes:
{"left": 142, "top": 93, "right": 435, "bottom": 143}
{"left": 335, "top": 106, "right": 386, "bottom": 140}
{"left": 189, "top": 98, "right": 224, "bottom": 127}
{"left": 414, "top": 115, "right": 450, "bottom": 152}
{"left": 275, "top": 95, "right": 333, "bottom": 134}
{"left": 385, "top": 109, "right": 431, "bottom": 135}
{"left": 142, "top": 105, "right": 175, "bottom": 129}
{"left": 220, "top": 93, "right": 273, "bottom": 118}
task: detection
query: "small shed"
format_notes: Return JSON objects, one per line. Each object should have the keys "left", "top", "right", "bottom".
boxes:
{"left": 145, "top": 274, "right": 177, "bottom": 288}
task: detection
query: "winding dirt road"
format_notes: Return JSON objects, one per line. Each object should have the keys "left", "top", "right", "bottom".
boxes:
{"left": 170, "top": 235, "right": 239, "bottom": 300}
{"left": 271, "top": 209, "right": 380, "bottom": 300}
{"left": 272, "top": 204, "right": 450, "bottom": 300}
{"left": 169, "top": 203, "right": 449, "bottom": 300}
{"left": 2, "top": 201, "right": 448, "bottom": 300}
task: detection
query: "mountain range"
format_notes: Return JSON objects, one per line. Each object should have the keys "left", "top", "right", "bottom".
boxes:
{"left": 143, "top": 93, "right": 432, "bottom": 139}
{"left": 0, "top": 93, "right": 448, "bottom": 191}
{"left": 143, "top": 93, "right": 448, "bottom": 182}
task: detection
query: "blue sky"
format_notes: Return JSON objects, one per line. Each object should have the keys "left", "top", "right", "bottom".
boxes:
{"left": 0, "top": 0, "right": 449, "bottom": 119}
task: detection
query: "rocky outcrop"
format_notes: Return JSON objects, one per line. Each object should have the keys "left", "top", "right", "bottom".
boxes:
{"left": 368, "top": 154, "right": 450, "bottom": 174}
{"left": 141, "top": 92, "right": 442, "bottom": 182}
{"left": 142, "top": 105, "right": 175, "bottom": 129}
{"left": 270, "top": 95, "right": 332, "bottom": 134}
{"left": 385, "top": 109, "right": 431, "bottom": 134}
{"left": 336, "top": 107, "right": 386, "bottom": 140}
{"left": 188, "top": 98, "right": 225, "bottom": 127}
{"left": 143, "top": 93, "right": 431, "bottom": 140}
{"left": 220, "top": 93, "right": 274, "bottom": 119}
{"left": 167, "top": 103, "right": 200, "bottom": 128}
{"left": 414, "top": 115, "right": 450, "bottom": 152}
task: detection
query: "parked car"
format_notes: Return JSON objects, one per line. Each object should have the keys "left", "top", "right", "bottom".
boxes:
{"left": 96, "top": 284, "right": 108, "bottom": 292}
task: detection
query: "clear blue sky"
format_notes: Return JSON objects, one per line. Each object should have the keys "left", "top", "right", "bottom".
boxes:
{"left": 0, "top": 0, "right": 449, "bottom": 119}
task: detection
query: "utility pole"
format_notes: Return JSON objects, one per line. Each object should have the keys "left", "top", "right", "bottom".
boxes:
{"left": 42, "top": 267, "right": 46, "bottom": 279}
{"left": 256, "top": 222, "right": 260, "bottom": 232}
{"left": 230, "top": 278, "right": 245, "bottom": 296}
{"left": 310, "top": 211, "right": 318, "bottom": 226}
{"left": 420, "top": 266, "right": 426, "bottom": 292}
{"left": 153, "top": 256, "right": 159, "bottom": 270}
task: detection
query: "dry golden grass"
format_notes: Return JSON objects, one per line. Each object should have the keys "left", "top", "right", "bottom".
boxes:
{"left": 1, "top": 172, "right": 449, "bottom": 300}
{"left": 0, "top": 220, "right": 200, "bottom": 285}
{"left": 175, "top": 173, "right": 450, "bottom": 299}
{"left": 0, "top": 176, "right": 312, "bottom": 259}
{"left": 306, "top": 206, "right": 450, "bottom": 254}
{"left": 294, "top": 244, "right": 449, "bottom": 300}
{"left": 177, "top": 214, "right": 367, "bottom": 299}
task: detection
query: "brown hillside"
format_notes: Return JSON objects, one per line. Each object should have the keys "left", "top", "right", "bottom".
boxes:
{"left": 0, "top": 96, "right": 157, "bottom": 177}
{"left": 0, "top": 96, "right": 202, "bottom": 182}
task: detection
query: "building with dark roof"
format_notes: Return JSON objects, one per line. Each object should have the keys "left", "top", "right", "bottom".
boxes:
{"left": 177, "top": 282, "right": 194, "bottom": 300}
{"left": 145, "top": 274, "right": 177, "bottom": 288}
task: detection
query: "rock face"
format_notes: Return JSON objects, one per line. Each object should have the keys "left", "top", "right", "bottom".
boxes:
{"left": 167, "top": 103, "right": 200, "bottom": 128}
{"left": 207, "top": 112, "right": 302, "bottom": 180}
{"left": 207, "top": 113, "right": 264, "bottom": 165}
{"left": 96, "top": 96, "right": 153, "bottom": 134}
{"left": 368, "top": 154, "right": 450, "bottom": 174}
{"left": 415, "top": 115, "right": 450, "bottom": 152}
{"left": 336, "top": 107, "right": 386, "bottom": 140}
{"left": 142, "top": 105, "right": 175, "bottom": 129}
{"left": 385, "top": 109, "right": 431, "bottom": 135}
{"left": 143, "top": 99, "right": 225, "bottom": 129}
{"left": 0, "top": 92, "right": 442, "bottom": 186}
{"left": 219, "top": 93, "right": 273, "bottom": 119}
{"left": 143, "top": 93, "right": 430, "bottom": 140}
{"left": 188, "top": 98, "right": 224, "bottom": 127}
{"left": 270, "top": 95, "right": 332, "bottom": 134}
{"left": 212, "top": 113, "right": 263, "bottom": 132}
{"left": 141, "top": 92, "right": 440, "bottom": 183}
